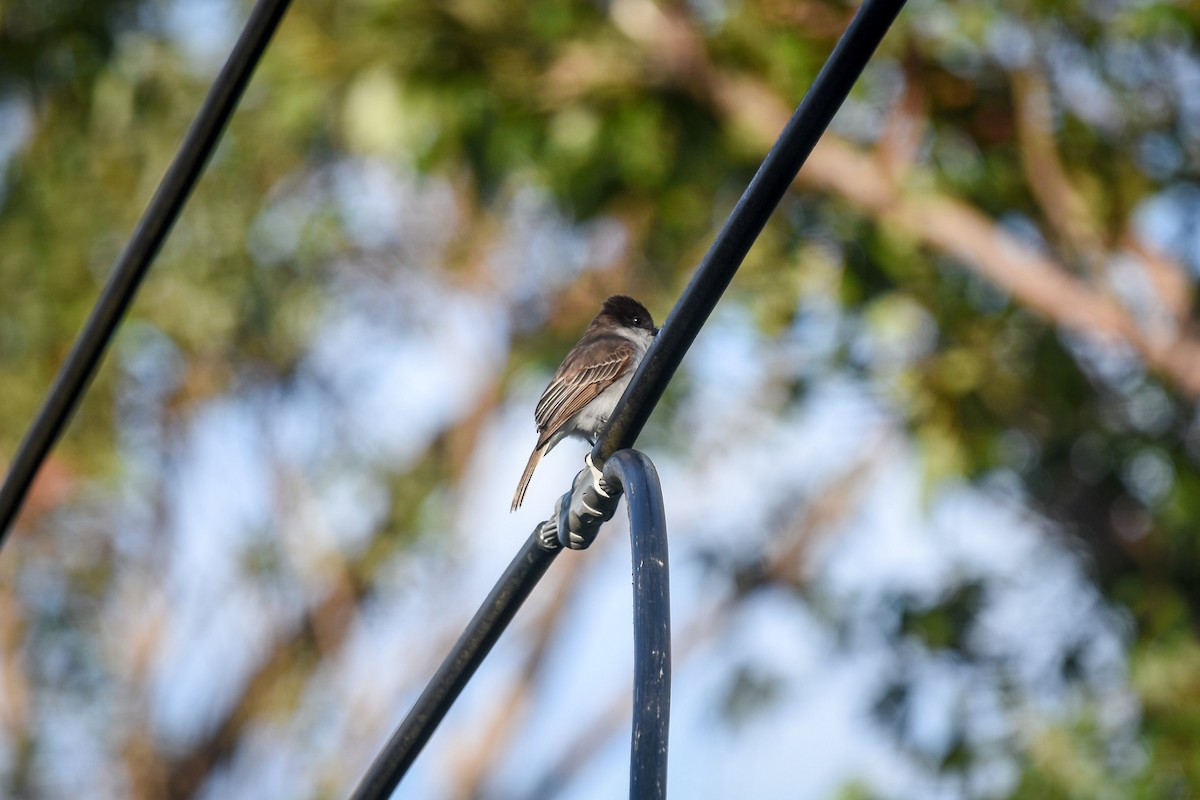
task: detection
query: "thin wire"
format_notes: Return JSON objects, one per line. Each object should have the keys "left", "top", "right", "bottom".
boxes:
{"left": 349, "top": 531, "right": 559, "bottom": 800}
{"left": 0, "top": 0, "right": 294, "bottom": 546}
{"left": 594, "top": 0, "right": 908, "bottom": 463}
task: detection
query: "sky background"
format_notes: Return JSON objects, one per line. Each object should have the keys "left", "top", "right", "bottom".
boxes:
{"left": 87, "top": 160, "right": 1131, "bottom": 798}
{"left": 4, "top": 0, "right": 1200, "bottom": 797}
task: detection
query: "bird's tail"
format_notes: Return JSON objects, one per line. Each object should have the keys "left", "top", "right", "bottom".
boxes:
{"left": 511, "top": 445, "right": 545, "bottom": 512}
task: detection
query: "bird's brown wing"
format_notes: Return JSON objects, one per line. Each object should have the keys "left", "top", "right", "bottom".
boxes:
{"left": 533, "top": 339, "right": 635, "bottom": 447}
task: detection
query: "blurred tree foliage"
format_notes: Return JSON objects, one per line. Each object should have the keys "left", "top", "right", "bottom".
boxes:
{"left": 3, "top": 0, "right": 1200, "bottom": 796}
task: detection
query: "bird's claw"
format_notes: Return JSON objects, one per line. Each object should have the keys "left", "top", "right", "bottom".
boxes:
{"left": 553, "top": 455, "right": 621, "bottom": 550}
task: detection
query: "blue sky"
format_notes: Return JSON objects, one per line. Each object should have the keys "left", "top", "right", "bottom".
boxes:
{"left": 97, "top": 161, "right": 1134, "bottom": 796}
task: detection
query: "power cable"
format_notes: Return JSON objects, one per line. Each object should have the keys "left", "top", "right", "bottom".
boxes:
{"left": 0, "top": 0, "right": 294, "bottom": 546}
{"left": 594, "top": 0, "right": 908, "bottom": 463}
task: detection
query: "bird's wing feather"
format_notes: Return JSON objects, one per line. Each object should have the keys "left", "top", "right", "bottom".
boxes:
{"left": 533, "top": 339, "right": 634, "bottom": 445}
{"left": 511, "top": 444, "right": 545, "bottom": 511}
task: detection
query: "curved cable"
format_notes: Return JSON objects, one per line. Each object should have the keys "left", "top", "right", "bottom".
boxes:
{"left": 603, "top": 450, "right": 671, "bottom": 799}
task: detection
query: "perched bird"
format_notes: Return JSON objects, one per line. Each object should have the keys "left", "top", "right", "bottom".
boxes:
{"left": 511, "top": 295, "right": 658, "bottom": 511}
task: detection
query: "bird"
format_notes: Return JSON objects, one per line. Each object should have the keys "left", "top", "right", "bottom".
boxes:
{"left": 511, "top": 295, "right": 657, "bottom": 511}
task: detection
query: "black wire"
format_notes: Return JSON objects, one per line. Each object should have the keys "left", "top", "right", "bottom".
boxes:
{"left": 0, "top": 0, "right": 294, "bottom": 546}
{"left": 594, "top": 0, "right": 908, "bottom": 463}
{"left": 349, "top": 531, "right": 559, "bottom": 800}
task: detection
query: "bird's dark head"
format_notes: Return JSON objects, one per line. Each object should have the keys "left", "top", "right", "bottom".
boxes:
{"left": 599, "top": 295, "right": 657, "bottom": 334}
